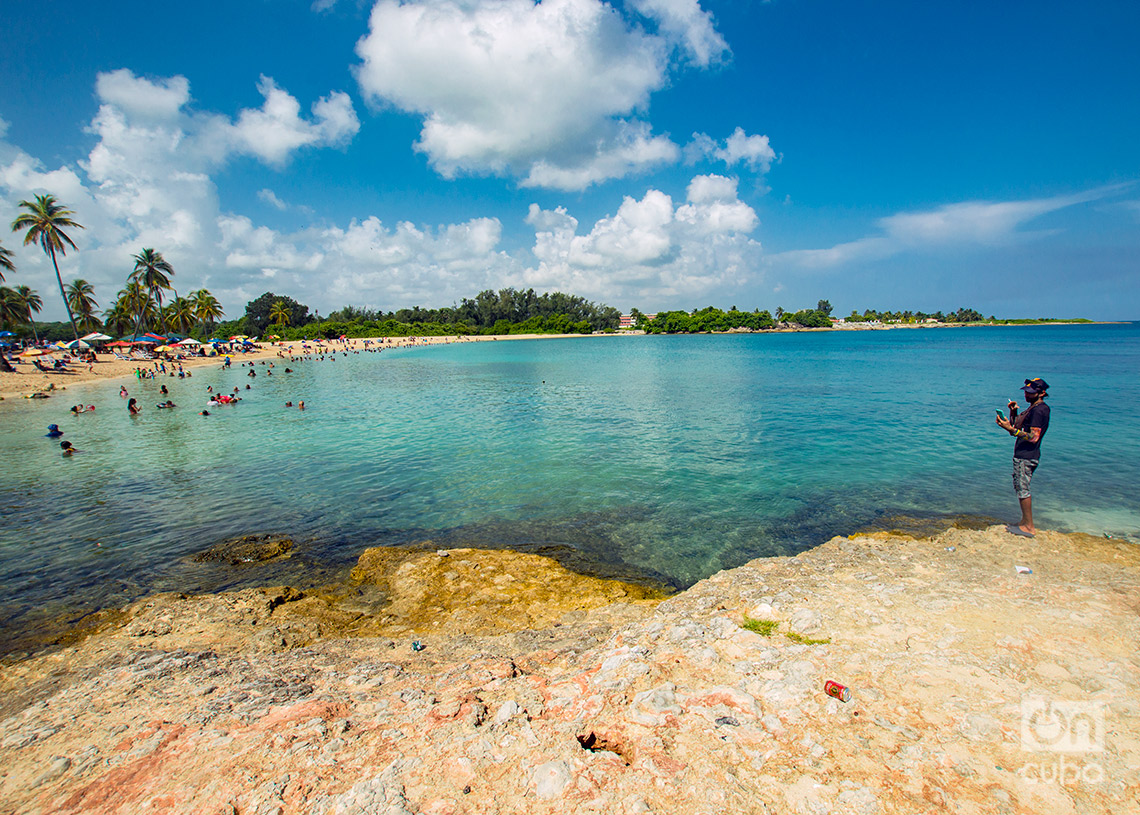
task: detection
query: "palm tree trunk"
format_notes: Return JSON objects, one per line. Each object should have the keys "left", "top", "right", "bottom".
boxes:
{"left": 51, "top": 248, "right": 81, "bottom": 343}
{"left": 130, "top": 294, "right": 148, "bottom": 341}
{"left": 23, "top": 305, "right": 40, "bottom": 343}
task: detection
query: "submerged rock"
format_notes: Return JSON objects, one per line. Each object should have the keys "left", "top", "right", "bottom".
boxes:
{"left": 192, "top": 534, "right": 294, "bottom": 565}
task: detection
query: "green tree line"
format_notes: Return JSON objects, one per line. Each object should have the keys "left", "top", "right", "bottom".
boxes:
{"left": 213, "top": 287, "right": 622, "bottom": 339}
{"left": 642, "top": 302, "right": 833, "bottom": 334}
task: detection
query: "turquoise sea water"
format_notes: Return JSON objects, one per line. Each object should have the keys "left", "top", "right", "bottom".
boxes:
{"left": 1, "top": 323, "right": 1138, "bottom": 647}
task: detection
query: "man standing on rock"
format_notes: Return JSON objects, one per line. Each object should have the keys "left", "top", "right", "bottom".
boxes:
{"left": 995, "top": 378, "right": 1051, "bottom": 537}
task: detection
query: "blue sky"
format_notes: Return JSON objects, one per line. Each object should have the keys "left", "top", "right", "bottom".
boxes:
{"left": 1, "top": 0, "right": 1137, "bottom": 321}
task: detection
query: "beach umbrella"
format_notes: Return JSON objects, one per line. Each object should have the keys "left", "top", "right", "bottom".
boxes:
{"left": 81, "top": 332, "right": 112, "bottom": 341}
{"left": 63, "top": 339, "right": 91, "bottom": 349}
{"left": 176, "top": 337, "right": 202, "bottom": 345}
{"left": 0, "top": 330, "right": 15, "bottom": 337}
{"left": 19, "top": 347, "right": 56, "bottom": 357}
{"left": 154, "top": 345, "right": 175, "bottom": 352}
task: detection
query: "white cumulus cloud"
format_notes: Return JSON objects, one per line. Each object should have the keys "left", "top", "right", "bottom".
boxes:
{"left": 687, "top": 127, "right": 776, "bottom": 172}
{"left": 94, "top": 69, "right": 191, "bottom": 120}
{"left": 0, "top": 68, "right": 769, "bottom": 322}
{"left": 355, "top": 0, "right": 736, "bottom": 189}
{"left": 522, "top": 121, "right": 679, "bottom": 190}
{"left": 628, "top": 0, "right": 729, "bottom": 66}
{"left": 521, "top": 174, "right": 762, "bottom": 300}
{"left": 230, "top": 77, "right": 359, "bottom": 166}
{"left": 0, "top": 70, "right": 362, "bottom": 317}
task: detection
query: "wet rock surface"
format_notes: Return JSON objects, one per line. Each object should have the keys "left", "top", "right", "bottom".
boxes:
{"left": 1, "top": 527, "right": 1137, "bottom": 814}
{"left": 191, "top": 534, "right": 296, "bottom": 565}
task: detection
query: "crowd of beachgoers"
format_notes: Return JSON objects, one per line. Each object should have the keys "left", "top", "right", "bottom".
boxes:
{"left": 3, "top": 335, "right": 504, "bottom": 460}
{"left": 0, "top": 333, "right": 521, "bottom": 406}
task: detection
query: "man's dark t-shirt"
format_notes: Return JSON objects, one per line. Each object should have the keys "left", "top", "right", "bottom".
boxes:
{"left": 1014, "top": 402, "right": 1050, "bottom": 460}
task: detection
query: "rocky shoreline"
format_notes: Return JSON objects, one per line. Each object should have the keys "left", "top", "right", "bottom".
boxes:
{"left": 1, "top": 526, "right": 1137, "bottom": 814}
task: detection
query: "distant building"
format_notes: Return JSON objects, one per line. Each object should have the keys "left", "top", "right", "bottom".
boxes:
{"left": 619, "top": 313, "right": 656, "bottom": 328}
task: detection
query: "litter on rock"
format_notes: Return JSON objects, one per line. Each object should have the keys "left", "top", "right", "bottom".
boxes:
{"left": 1014, "top": 565, "right": 1033, "bottom": 574}
{"left": 824, "top": 680, "right": 852, "bottom": 702}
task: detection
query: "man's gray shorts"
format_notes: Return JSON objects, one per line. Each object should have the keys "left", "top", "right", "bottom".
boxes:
{"left": 1012, "top": 458, "right": 1039, "bottom": 499}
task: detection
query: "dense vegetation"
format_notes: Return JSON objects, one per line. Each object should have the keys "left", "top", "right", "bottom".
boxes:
{"left": 840, "top": 307, "right": 1091, "bottom": 325}
{"left": 215, "top": 287, "right": 622, "bottom": 339}
{"left": 636, "top": 301, "right": 1093, "bottom": 334}
{"left": 642, "top": 303, "right": 833, "bottom": 333}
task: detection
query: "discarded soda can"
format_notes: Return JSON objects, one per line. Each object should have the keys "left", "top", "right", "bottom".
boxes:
{"left": 411, "top": 640, "right": 424, "bottom": 652}
{"left": 824, "top": 680, "right": 852, "bottom": 702}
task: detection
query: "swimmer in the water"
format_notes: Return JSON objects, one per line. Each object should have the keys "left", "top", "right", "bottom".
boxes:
{"left": 45, "top": 424, "right": 63, "bottom": 438}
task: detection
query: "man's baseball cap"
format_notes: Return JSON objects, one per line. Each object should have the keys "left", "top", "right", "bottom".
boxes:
{"left": 1022, "top": 377, "right": 1049, "bottom": 393}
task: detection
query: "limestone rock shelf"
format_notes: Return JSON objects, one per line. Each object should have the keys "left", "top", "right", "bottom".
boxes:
{"left": 1, "top": 527, "right": 1137, "bottom": 814}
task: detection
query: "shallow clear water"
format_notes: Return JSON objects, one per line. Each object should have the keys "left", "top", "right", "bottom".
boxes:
{"left": 1, "top": 324, "right": 1138, "bottom": 645}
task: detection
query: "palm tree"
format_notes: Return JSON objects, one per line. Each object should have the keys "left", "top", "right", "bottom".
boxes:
{"left": 14, "top": 285, "right": 42, "bottom": 343}
{"left": 191, "top": 288, "right": 224, "bottom": 336}
{"left": 102, "top": 297, "right": 134, "bottom": 337}
{"left": 0, "top": 286, "right": 23, "bottom": 329}
{"left": 269, "top": 300, "right": 291, "bottom": 326}
{"left": 163, "top": 293, "right": 196, "bottom": 335}
{"left": 10, "top": 195, "right": 85, "bottom": 342}
{"left": 116, "top": 280, "right": 149, "bottom": 328}
{"left": 128, "top": 248, "right": 174, "bottom": 337}
{"left": 0, "top": 238, "right": 15, "bottom": 282}
{"left": 0, "top": 287, "right": 21, "bottom": 372}
{"left": 66, "top": 278, "right": 101, "bottom": 333}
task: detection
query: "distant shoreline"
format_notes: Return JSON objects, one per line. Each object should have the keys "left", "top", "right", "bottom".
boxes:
{"left": 0, "top": 321, "right": 1118, "bottom": 406}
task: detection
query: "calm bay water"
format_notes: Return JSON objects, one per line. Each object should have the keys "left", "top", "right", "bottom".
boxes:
{"left": 1, "top": 323, "right": 1138, "bottom": 647}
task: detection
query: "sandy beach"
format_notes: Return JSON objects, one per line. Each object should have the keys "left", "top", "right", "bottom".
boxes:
{"left": 0, "top": 334, "right": 589, "bottom": 405}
